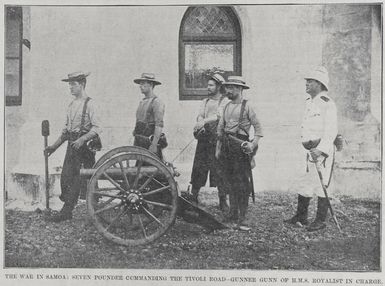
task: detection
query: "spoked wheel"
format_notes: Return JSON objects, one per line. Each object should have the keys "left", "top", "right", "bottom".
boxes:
{"left": 87, "top": 152, "right": 178, "bottom": 246}
{"left": 93, "top": 146, "right": 159, "bottom": 169}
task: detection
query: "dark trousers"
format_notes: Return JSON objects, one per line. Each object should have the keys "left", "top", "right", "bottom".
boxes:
{"left": 60, "top": 143, "right": 95, "bottom": 210}
{"left": 190, "top": 138, "right": 228, "bottom": 198}
{"left": 133, "top": 135, "right": 169, "bottom": 205}
{"left": 221, "top": 134, "right": 252, "bottom": 220}
{"left": 133, "top": 136, "right": 163, "bottom": 160}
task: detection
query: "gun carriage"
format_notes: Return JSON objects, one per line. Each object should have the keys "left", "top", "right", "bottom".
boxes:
{"left": 80, "top": 145, "right": 226, "bottom": 247}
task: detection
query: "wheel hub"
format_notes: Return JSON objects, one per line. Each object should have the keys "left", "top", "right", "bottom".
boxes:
{"left": 127, "top": 193, "right": 139, "bottom": 203}
{"left": 124, "top": 190, "right": 143, "bottom": 207}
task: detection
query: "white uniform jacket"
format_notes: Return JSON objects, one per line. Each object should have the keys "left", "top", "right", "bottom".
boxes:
{"left": 293, "top": 91, "right": 338, "bottom": 197}
{"left": 301, "top": 91, "right": 338, "bottom": 156}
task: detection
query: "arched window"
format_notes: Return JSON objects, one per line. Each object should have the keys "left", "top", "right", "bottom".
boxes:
{"left": 179, "top": 6, "right": 242, "bottom": 100}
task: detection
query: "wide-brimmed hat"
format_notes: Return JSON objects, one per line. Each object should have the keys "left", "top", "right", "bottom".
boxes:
{"left": 207, "top": 73, "right": 225, "bottom": 85}
{"left": 304, "top": 66, "right": 329, "bottom": 91}
{"left": 62, "top": 71, "right": 90, "bottom": 82}
{"left": 222, "top": 76, "right": 249, "bottom": 89}
{"left": 133, "top": 73, "right": 161, "bottom": 86}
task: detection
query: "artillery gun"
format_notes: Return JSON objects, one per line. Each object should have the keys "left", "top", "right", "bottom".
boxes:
{"left": 80, "top": 146, "right": 226, "bottom": 246}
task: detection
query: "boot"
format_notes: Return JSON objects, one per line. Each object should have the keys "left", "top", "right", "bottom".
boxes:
{"left": 219, "top": 195, "right": 229, "bottom": 212}
{"left": 307, "top": 197, "right": 329, "bottom": 232}
{"left": 48, "top": 204, "right": 73, "bottom": 222}
{"left": 59, "top": 194, "right": 65, "bottom": 202}
{"left": 284, "top": 195, "right": 311, "bottom": 226}
{"left": 190, "top": 187, "right": 199, "bottom": 204}
{"left": 237, "top": 206, "right": 250, "bottom": 231}
{"left": 239, "top": 193, "right": 250, "bottom": 230}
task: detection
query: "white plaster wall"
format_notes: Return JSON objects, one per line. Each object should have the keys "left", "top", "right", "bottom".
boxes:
{"left": 14, "top": 6, "right": 193, "bottom": 173}
{"left": 371, "top": 6, "right": 381, "bottom": 123}
{"left": 236, "top": 5, "right": 324, "bottom": 192}
{"left": 9, "top": 5, "right": 326, "bottom": 194}
{"left": 6, "top": 5, "right": 380, "bottom": 201}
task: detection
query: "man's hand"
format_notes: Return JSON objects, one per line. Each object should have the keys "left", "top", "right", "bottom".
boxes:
{"left": 194, "top": 120, "right": 205, "bottom": 131}
{"left": 44, "top": 145, "right": 57, "bottom": 157}
{"left": 241, "top": 142, "right": 254, "bottom": 154}
{"left": 310, "top": 148, "right": 323, "bottom": 161}
{"left": 71, "top": 137, "right": 86, "bottom": 150}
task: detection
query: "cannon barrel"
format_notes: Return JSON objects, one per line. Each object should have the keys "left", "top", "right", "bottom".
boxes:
{"left": 80, "top": 166, "right": 162, "bottom": 179}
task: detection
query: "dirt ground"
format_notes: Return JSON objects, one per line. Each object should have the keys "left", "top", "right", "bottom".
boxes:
{"left": 5, "top": 190, "right": 380, "bottom": 270}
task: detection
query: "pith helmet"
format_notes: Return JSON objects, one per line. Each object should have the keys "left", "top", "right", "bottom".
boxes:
{"left": 304, "top": 66, "right": 329, "bottom": 91}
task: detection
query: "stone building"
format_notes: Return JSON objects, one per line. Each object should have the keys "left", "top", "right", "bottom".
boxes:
{"left": 5, "top": 4, "right": 382, "bottom": 206}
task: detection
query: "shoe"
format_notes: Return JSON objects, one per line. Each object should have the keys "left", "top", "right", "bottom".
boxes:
{"left": 47, "top": 211, "right": 73, "bottom": 222}
{"left": 284, "top": 195, "right": 311, "bottom": 225}
{"left": 188, "top": 187, "right": 199, "bottom": 204}
{"left": 47, "top": 204, "right": 73, "bottom": 223}
{"left": 236, "top": 217, "right": 251, "bottom": 231}
{"left": 307, "top": 197, "right": 328, "bottom": 232}
{"left": 307, "top": 220, "right": 326, "bottom": 232}
{"left": 284, "top": 214, "right": 309, "bottom": 226}
{"left": 59, "top": 194, "right": 66, "bottom": 202}
{"left": 237, "top": 225, "right": 251, "bottom": 231}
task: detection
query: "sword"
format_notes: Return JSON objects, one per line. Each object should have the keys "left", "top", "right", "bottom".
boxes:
{"left": 248, "top": 163, "right": 255, "bottom": 203}
{"left": 314, "top": 159, "right": 342, "bottom": 232}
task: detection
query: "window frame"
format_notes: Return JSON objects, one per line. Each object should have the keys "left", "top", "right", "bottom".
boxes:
{"left": 179, "top": 6, "right": 242, "bottom": 101}
{"left": 5, "top": 6, "right": 23, "bottom": 106}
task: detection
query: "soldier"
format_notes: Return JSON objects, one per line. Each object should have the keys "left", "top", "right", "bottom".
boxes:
{"left": 45, "top": 71, "right": 101, "bottom": 222}
{"left": 190, "top": 73, "right": 230, "bottom": 211}
{"left": 216, "top": 76, "right": 263, "bottom": 229}
{"left": 132, "top": 73, "right": 166, "bottom": 159}
{"left": 284, "top": 66, "right": 338, "bottom": 232}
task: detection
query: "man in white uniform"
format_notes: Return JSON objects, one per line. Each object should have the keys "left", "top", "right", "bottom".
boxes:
{"left": 285, "top": 66, "right": 338, "bottom": 232}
